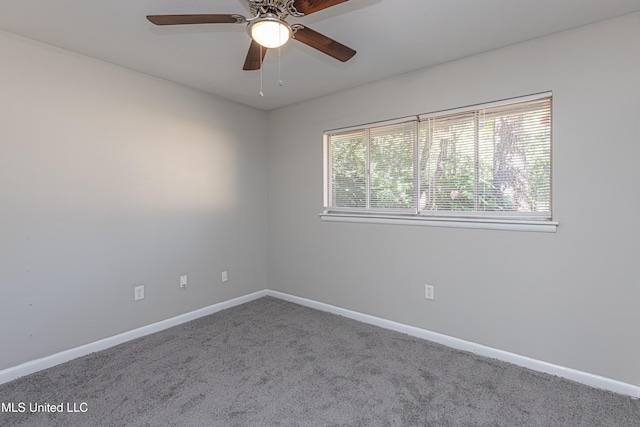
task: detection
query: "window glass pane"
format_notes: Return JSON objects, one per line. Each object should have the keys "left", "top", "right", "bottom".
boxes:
{"left": 419, "top": 113, "right": 476, "bottom": 212}
{"left": 369, "top": 122, "right": 415, "bottom": 210}
{"left": 478, "top": 99, "right": 551, "bottom": 214}
{"left": 329, "top": 131, "right": 366, "bottom": 209}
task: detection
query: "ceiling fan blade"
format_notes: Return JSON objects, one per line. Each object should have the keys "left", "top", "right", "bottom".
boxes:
{"left": 243, "top": 40, "right": 268, "bottom": 71}
{"left": 293, "top": 0, "right": 348, "bottom": 15}
{"left": 293, "top": 26, "right": 356, "bottom": 62}
{"left": 146, "top": 14, "right": 245, "bottom": 26}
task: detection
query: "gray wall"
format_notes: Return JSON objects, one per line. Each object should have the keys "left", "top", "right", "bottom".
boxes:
{"left": 267, "top": 13, "right": 640, "bottom": 386}
{"left": 0, "top": 32, "right": 268, "bottom": 370}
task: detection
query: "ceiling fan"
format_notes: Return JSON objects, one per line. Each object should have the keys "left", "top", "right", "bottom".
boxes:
{"left": 147, "top": 0, "right": 356, "bottom": 71}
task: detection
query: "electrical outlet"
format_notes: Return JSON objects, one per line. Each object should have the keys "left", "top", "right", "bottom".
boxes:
{"left": 134, "top": 285, "right": 144, "bottom": 301}
{"left": 424, "top": 284, "right": 435, "bottom": 300}
{"left": 221, "top": 270, "right": 228, "bottom": 283}
{"left": 180, "top": 275, "right": 188, "bottom": 288}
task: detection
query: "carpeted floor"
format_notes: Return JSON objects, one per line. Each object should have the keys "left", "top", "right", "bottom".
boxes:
{"left": 1, "top": 296, "right": 638, "bottom": 426}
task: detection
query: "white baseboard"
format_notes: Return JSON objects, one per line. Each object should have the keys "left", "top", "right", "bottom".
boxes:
{"left": 2, "top": 288, "right": 638, "bottom": 399}
{"left": 0, "top": 290, "right": 267, "bottom": 385}
{"left": 267, "top": 290, "right": 640, "bottom": 399}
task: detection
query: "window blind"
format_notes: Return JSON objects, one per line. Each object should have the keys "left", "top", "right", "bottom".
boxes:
{"left": 324, "top": 94, "right": 552, "bottom": 222}
{"left": 368, "top": 121, "right": 417, "bottom": 212}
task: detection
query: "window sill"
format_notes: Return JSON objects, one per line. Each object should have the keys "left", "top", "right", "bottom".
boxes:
{"left": 319, "top": 213, "right": 558, "bottom": 233}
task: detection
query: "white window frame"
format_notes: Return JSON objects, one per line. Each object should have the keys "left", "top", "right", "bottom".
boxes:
{"left": 321, "top": 93, "right": 558, "bottom": 232}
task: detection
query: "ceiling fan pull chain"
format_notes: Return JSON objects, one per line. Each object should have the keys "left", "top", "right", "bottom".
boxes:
{"left": 278, "top": 44, "right": 283, "bottom": 87}
{"left": 259, "top": 44, "right": 265, "bottom": 97}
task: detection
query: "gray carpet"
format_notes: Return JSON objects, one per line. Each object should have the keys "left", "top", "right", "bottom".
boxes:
{"left": 1, "top": 297, "right": 638, "bottom": 426}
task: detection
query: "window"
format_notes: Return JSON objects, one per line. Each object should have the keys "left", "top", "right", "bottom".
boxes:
{"left": 322, "top": 93, "right": 555, "bottom": 231}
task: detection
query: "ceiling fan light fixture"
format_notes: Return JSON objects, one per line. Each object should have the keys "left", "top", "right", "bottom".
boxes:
{"left": 248, "top": 14, "right": 292, "bottom": 48}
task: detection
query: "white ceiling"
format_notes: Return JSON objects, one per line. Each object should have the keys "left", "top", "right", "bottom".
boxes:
{"left": 2, "top": 0, "right": 640, "bottom": 110}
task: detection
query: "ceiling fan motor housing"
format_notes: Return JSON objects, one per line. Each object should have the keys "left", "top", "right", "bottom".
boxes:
{"left": 248, "top": 0, "right": 304, "bottom": 20}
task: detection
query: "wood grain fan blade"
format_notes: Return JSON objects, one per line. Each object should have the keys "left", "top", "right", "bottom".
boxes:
{"left": 293, "top": 26, "right": 355, "bottom": 62}
{"left": 243, "top": 40, "right": 268, "bottom": 70}
{"left": 146, "top": 14, "right": 245, "bottom": 25}
{"left": 293, "top": 0, "right": 348, "bottom": 15}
